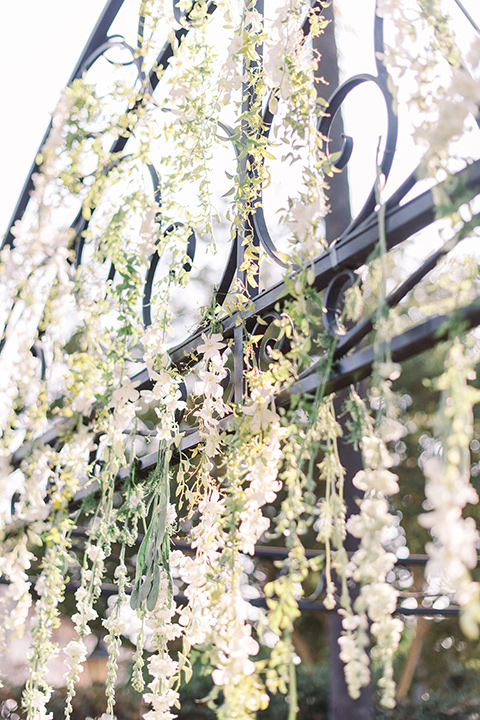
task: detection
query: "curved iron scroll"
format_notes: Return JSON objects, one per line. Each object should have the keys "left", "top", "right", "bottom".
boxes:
{"left": 2, "top": 0, "right": 480, "bottom": 469}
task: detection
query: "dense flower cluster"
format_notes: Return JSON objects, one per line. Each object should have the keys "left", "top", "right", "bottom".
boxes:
{"left": 0, "top": 1, "right": 479, "bottom": 720}
{"left": 419, "top": 340, "right": 480, "bottom": 639}
{"left": 338, "top": 377, "right": 404, "bottom": 709}
{"left": 377, "top": 0, "right": 480, "bottom": 174}
{"left": 0, "top": 534, "right": 33, "bottom": 653}
{"left": 193, "top": 334, "right": 230, "bottom": 457}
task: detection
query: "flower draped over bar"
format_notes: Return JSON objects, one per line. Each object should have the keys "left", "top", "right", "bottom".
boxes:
{"left": 0, "top": 0, "right": 480, "bottom": 718}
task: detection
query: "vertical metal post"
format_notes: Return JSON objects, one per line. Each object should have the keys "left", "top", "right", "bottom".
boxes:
{"left": 313, "top": 8, "right": 373, "bottom": 717}
{"left": 330, "top": 394, "right": 373, "bottom": 720}
{"left": 313, "top": 4, "right": 351, "bottom": 245}
{"left": 233, "top": 0, "right": 263, "bottom": 404}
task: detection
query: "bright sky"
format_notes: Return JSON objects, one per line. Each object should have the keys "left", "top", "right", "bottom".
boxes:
{"left": 0, "top": 2, "right": 102, "bottom": 239}
{"left": 0, "top": 0, "right": 479, "bottom": 241}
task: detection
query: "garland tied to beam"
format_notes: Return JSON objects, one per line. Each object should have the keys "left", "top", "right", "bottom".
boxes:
{"left": 0, "top": 0, "right": 479, "bottom": 718}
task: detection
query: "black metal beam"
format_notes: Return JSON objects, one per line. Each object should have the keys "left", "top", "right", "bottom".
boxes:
{"left": 282, "top": 299, "right": 480, "bottom": 401}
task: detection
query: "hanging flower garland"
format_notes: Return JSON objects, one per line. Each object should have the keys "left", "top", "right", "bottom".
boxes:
{"left": 419, "top": 338, "right": 480, "bottom": 639}
{"left": 0, "top": 1, "right": 479, "bottom": 719}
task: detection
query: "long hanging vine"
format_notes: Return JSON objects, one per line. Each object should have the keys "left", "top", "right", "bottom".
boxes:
{"left": 0, "top": 0, "right": 480, "bottom": 718}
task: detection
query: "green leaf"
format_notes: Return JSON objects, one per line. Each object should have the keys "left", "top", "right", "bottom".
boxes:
{"left": 161, "top": 532, "right": 173, "bottom": 599}
{"left": 130, "top": 581, "right": 140, "bottom": 610}
{"left": 135, "top": 521, "right": 154, "bottom": 583}
{"left": 139, "top": 573, "right": 153, "bottom": 603}
{"left": 147, "top": 563, "right": 161, "bottom": 612}
{"left": 156, "top": 497, "right": 168, "bottom": 548}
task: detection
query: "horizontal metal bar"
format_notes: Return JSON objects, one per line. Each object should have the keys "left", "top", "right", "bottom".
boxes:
{"left": 66, "top": 532, "right": 480, "bottom": 568}
{"left": 124, "top": 300, "right": 480, "bottom": 471}
{"left": 146, "top": 160, "right": 480, "bottom": 370}
{"left": 1, "top": 0, "right": 126, "bottom": 249}
{"left": 0, "top": 576, "right": 462, "bottom": 616}
{"left": 11, "top": 298, "right": 480, "bottom": 476}
{"left": 280, "top": 298, "right": 480, "bottom": 401}
{"left": 334, "top": 220, "right": 478, "bottom": 357}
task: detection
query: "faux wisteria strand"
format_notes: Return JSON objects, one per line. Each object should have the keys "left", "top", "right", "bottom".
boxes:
{"left": 315, "top": 398, "right": 346, "bottom": 610}
{"left": 238, "top": 389, "right": 284, "bottom": 556}
{"left": 339, "top": 372, "right": 405, "bottom": 709}
{"left": 103, "top": 559, "right": 129, "bottom": 717}
{"left": 419, "top": 338, "right": 480, "bottom": 639}
{"left": 377, "top": 0, "right": 480, "bottom": 175}
{"left": 193, "top": 333, "right": 230, "bottom": 459}
{"left": 63, "top": 541, "right": 108, "bottom": 718}
{"left": 142, "top": 557, "right": 184, "bottom": 720}
{"left": 178, "top": 487, "right": 267, "bottom": 719}
{"left": 1, "top": 0, "right": 480, "bottom": 717}
{"left": 265, "top": 0, "right": 328, "bottom": 266}
{"left": 0, "top": 534, "right": 33, "bottom": 660}
{"left": 22, "top": 517, "right": 72, "bottom": 720}
{"left": 0, "top": 90, "right": 74, "bottom": 441}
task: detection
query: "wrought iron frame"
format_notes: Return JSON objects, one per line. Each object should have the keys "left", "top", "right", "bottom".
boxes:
{"left": 2, "top": 0, "right": 480, "bottom": 716}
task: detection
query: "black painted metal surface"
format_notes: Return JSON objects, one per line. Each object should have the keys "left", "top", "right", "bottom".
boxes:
{"left": 1, "top": 1, "right": 480, "bottom": 716}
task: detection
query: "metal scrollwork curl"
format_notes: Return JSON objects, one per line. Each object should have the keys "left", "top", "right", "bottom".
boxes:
{"left": 30, "top": 342, "right": 47, "bottom": 382}
{"left": 317, "top": 74, "right": 397, "bottom": 234}
{"left": 250, "top": 310, "right": 292, "bottom": 368}
{"left": 251, "top": 7, "right": 398, "bottom": 267}
{"left": 142, "top": 222, "right": 196, "bottom": 329}
{"left": 322, "top": 269, "right": 359, "bottom": 338}
{"left": 81, "top": 35, "right": 145, "bottom": 84}
{"left": 250, "top": 99, "right": 293, "bottom": 269}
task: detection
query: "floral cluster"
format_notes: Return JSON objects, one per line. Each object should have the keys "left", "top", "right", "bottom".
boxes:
{"left": 177, "top": 486, "right": 266, "bottom": 719}
{"left": 377, "top": 0, "right": 480, "bottom": 175}
{"left": 1, "top": 1, "right": 480, "bottom": 719}
{"left": 143, "top": 564, "right": 184, "bottom": 720}
{"left": 237, "top": 423, "right": 284, "bottom": 555}
{"left": 337, "top": 364, "right": 405, "bottom": 709}
{"left": 23, "top": 518, "right": 73, "bottom": 720}
{"left": 193, "top": 334, "right": 230, "bottom": 457}
{"left": 0, "top": 534, "right": 33, "bottom": 654}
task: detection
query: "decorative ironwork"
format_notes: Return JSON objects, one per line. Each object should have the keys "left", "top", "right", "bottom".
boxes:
{"left": 1, "top": 0, "right": 480, "bottom": 716}
{"left": 4, "top": 0, "right": 480, "bottom": 579}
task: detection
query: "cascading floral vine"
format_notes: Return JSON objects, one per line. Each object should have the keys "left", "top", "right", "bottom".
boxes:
{"left": 0, "top": 0, "right": 480, "bottom": 718}
{"left": 339, "top": 377, "right": 404, "bottom": 709}
{"left": 419, "top": 338, "right": 480, "bottom": 639}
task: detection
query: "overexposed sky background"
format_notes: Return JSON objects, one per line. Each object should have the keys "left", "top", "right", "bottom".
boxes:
{"left": 0, "top": 2, "right": 101, "bottom": 239}
{"left": 0, "top": 0, "right": 479, "bottom": 243}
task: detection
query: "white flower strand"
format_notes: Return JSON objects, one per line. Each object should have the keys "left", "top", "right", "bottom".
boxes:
{"left": 0, "top": 534, "right": 33, "bottom": 654}
{"left": 263, "top": 0, "right": 328, "bottom": 263}
{"left": 237, "top": 423, "right": 284, "bottom": 556}
{"left": 177, "top": 372, "right": 284, "bottom": 718}
{"left": 103, "top": 561, "right": 129, "bottom": 717}
{"left": 178, "top": 490, "right": 267, "bottom": 718}
{"left": 377, "top": 0, "right": 480, "bottom": 174}
{"left": 419, "top": 339, "right": 480, "bottom": 638}
{"left": 193, "top": 333, "right": 230, "bottom": 458}
{"left": 0, "top": 90, "right": 75, "bottom": 434}
{"left": 23, "top": 519, "right": 72, "bottom": 720}
{"left": 140, "top": 330, "right": 186, "bottom": 445}
{"left": 142, "top": 334, "right": 233, "bottom": 720}
{"left": 63, "top": 540, "right": 108, "bottom": 720}
{"left": 237, "top": 376, "right": 285, "bottom": 554}
{"left": 339, "top": 381, "right": 404, "bottom": 709}
{"left": 143, "top": 561, "right": 184, "bottom": 720}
